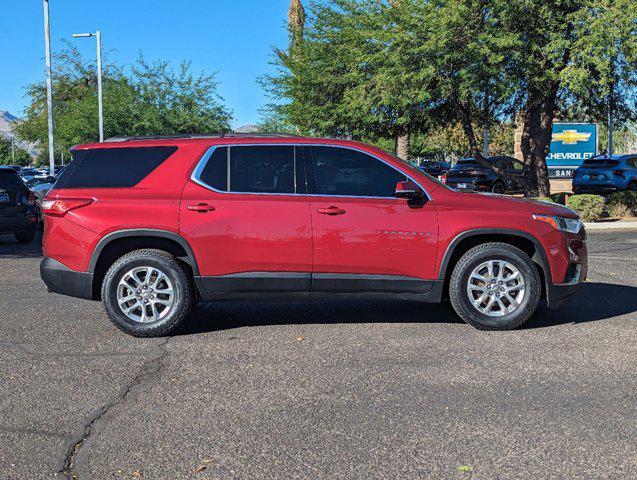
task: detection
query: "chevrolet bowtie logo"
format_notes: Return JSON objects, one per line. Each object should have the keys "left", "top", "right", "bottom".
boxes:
{"left": 552, "top": 129, "right": 591, "bottom": 145}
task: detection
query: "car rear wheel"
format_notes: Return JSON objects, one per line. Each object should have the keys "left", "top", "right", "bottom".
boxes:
{"left": 101, "top": 249, "right": 193, "bottom": 337}
{"left": 491, "top": 181, "right": 505, "bottom": 194}
{"left": 449, "top": 242, "right": 541, "bottom": 330}
{"left": 628, "top": 181, "right": 637, "bottom": 192}
{"left": 15, "top": 229, "right": 36, "bottom": 243}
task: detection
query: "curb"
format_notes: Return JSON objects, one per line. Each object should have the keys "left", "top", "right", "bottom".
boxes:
{"left": 584, "top": 221, "right": 637, "bottom": 231}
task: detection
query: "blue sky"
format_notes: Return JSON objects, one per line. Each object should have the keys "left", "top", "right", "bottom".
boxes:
{"left": 0, "top": 0, "right": 291, "bottom": 128}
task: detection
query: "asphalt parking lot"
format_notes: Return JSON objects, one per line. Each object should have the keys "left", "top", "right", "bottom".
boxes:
{"left": 0, "top": 231, "right": 635, "bottom": 479}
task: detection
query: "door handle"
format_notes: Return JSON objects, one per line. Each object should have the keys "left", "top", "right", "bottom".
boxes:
{"left": 187, "top": 203, "right": 215, "bottom": 213}
{"left": 317, "top": 206, "right": 346, "bottom": 215}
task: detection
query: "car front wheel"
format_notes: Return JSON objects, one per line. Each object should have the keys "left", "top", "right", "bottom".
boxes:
{"left": 449, "top": 242, "right": 541, "bottom": 330}
{"left": 101, "top": 249, "right": 193, "bottom": 337}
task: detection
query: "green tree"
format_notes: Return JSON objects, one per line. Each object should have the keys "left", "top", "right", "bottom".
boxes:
{"left": 264, "top": 0, "right": 637, "bottom": 195}
{"left": 0, "top": 136, "right": 31, "bottom": 166}
{"left": 256, "top": 105, "right": 299, "bottom": 134}
{"left": 15, "top": 45, "right": 232, "bottom": 161}
{"left": 264, "top": 0, "right": 438, "bottom": 160}
{"left": 502, "top": 0, "right": 637, "bottom": 194}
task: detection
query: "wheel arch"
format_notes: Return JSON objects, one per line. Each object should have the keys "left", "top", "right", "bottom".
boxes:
{"left": 438, "top": 229, "right": 551, "bottom": 299}
{"left": 89, "top": 229, "right": 199, "bottom": 300}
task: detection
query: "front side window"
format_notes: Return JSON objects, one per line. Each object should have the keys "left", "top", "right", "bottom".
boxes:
{"left": 309, "top": 146, "right": 407, "bottom": 197}
{"left": 196, "top": 145, "right": 297, "bottom": 194}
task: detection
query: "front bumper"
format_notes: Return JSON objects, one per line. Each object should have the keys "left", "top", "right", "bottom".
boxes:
{"left": 546, "top": 232, "right": 587, "bottom": 308}
{"left": 547, "top": 281, "right": 583, "bottom": 308}
{"left": 40, "top": 257, "right": 94, "bottom": 300}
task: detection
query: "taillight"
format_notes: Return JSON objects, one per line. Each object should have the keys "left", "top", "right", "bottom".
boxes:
{"left": 41, "top": 198, "right": 94, "bottom": 216}
{"left": 440, "top": 173, "right": 447, "bottom": 184}
{"left": 613, "top": 169, "right": 625, "bottom": 178}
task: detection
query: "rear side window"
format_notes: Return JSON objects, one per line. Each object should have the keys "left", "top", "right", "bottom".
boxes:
{"left": 56, "top": 146, "right": 177, "bottom": 188}
{"left": 230, "top": 146, "right": 295, "bottom": 193}
{"left": 195, "top": 145, "right": 298, "bottom": 194}
{"left": 198, "top": 147, "right": 228, "bottom": 191}
{"left": 0, "top": 171, "right": 25, "bottom": 189}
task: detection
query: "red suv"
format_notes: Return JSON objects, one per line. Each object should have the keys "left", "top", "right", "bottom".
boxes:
{"left": 40, "top": 135, "right": 587, "bottom": 336}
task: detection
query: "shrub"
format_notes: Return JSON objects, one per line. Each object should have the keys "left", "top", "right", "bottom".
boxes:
{"left": 534, "top": 196, "right": 554, "bottom": 203}
{"left": 550, "top": 192, "right": 569, "bottom": 205}
{"left": 566, "top": 194, "right": 606, "bottom": 222}
{"left": 606, "top": 191, "right": 637, "bottom": 216}
{"left": 608, "top": 202, "right": 631, "bottom": 219}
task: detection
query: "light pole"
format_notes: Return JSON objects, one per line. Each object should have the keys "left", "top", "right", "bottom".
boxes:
{"left": 73, "top": 31, "right": 103, "bottom": 142}
{"left": 43, "top": 0, "right": 55, "bottom": 175}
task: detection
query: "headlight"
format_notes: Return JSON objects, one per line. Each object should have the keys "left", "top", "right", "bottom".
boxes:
{"left": 533, "top": 214, "right": 583, "bottom": 233}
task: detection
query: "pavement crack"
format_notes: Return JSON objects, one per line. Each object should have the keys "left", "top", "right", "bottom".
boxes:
{"left": 59, "top": 337, "right": 170, "bottom": 480}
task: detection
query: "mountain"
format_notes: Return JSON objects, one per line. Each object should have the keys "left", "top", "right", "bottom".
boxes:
{"left": 234, "top": 124, "right": 260, "bottom": 134}
{"left": 0, "top": 111, "right": 37, "bottom": 158}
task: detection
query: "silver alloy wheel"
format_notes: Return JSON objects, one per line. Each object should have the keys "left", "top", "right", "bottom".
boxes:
{"left": 116, "top": 266, "right": 175, "bottom": 323}
{"left": 466, "top": 260, "right": 526, "bottom": 317}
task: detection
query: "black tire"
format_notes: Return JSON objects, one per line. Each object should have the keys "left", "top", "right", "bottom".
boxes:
{"left": 491, "top": 181, "right": 505, "bottom": 194}
{"left": 628, "top": 181, "right": 637, "bottom": 192}
{"left": 449, "top": 242, "right": 541, "bottom": 330}
{"left": 101, "top": 249, "right": 193, "bottom": 337}
{"left": 14, "top": 229, "right": 36, "bottom": 243}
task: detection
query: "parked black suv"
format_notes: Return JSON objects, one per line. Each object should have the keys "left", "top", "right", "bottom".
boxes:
{"left": 444, "top": 156, "right": 525, "bottom": 193}
{"left": 0, "top": 166, "right": 38, "bottom": 243}
{"left": 419, "top": 161, "right": 451, "bottom": 177}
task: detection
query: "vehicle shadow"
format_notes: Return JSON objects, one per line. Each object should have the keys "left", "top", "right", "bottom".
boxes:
{"left": 524, "top": 281, "right": 637, "bottom": 328}
{"left": 175, "top": 281, "right": 637, "bottom": 335}
{"left": 0, "top": 232, "right": 43, "bottom": 259}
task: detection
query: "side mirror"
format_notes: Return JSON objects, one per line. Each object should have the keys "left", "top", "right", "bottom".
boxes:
{"left": 395, "top": 180, "right": 423, "bottom": 199}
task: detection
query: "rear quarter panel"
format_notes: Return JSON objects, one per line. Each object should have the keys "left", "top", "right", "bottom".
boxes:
{"left": 43, "top": 143, "right": 207, "bottom": 271}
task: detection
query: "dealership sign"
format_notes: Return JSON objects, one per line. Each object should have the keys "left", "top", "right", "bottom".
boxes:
{"left": 546, "top": 123, "right": 597, "bottom": 179}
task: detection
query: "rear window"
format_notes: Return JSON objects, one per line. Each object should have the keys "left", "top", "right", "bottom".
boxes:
{"left": 452, "top": 160, "right": 480, "bottom": 170}
{"left": 582, "top": 159, "right": 620, "bottom": 168}
{"left": 55, "top": 146, "right": 177, "bottom": 188}
{"left": 0, "top": 170, "right": 25, "bottom": 189}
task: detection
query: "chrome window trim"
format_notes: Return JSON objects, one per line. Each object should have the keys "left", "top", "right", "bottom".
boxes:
{"left": 190, "top": 143, "right": 431, "bottom": 200}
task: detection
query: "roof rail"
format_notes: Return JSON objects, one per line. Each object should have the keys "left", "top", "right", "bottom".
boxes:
{"left": 104, "top": 133, "right": 301, "bottom": 142}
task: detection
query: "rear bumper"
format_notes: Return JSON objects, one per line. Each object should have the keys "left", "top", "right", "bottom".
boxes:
{"left": 40, "top": 257, "right": 94, "bottom": 300}
{"left": 0, "top": 212, "right": 39, "bottom": 234}
{"left": 572, "top": 183, "right": 620, "bottom": 194}
{"left": 446, "top": 180, "right": 490, "bottom": 191}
